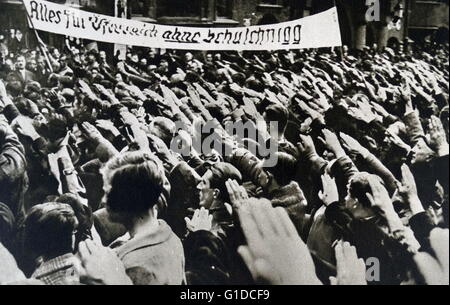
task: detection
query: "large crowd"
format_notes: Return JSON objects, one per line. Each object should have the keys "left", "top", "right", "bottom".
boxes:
{"left": 0, "top": 28, "right": 449, "bottom": 285}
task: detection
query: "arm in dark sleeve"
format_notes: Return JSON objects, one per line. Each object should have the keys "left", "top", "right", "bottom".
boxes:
{"left": 409, "top": 211, "right": 436, "bottom": 251}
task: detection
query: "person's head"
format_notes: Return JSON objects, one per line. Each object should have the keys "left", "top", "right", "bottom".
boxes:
{"left": 26, "top": 58, "right": 37, "bottom": 72}
{"left": 102, "top": 152, "right": 166, "bottom": 227}
{"left": 344, "top": 172, "right": 378, "bottom": 220}
{"left": 23, "top": 202, "right": 78, "bottom": 261}
{"left": 263, "top": 103, "right": 289, "bottom": 136}
{"left": 86, "top": 49, "right": 99, "bottom": 64}
{"left": 148, "top": 48, "right": 157, "bottom": 59}
{"left": 36, "top": 56, "right": 46, "bottom": 69}
{"left": 148, "top": 117, "right": 176, "bottom": 147}
{"left": 6, "top": 80, "right": 23, "bottom": 97}
{"left": 185, "top": 52, "right": 194, "bottom": 62}
{"left": 130, "top": 53, "right": 139, "bottom": 64}
{"left": 99, "top": 50, "right": 107, "bottom": 63}
{"left": 59, "top": 55, "right": 68, "bottom": 69}
{"left": 205, "top": 53, "right": 213, "bottom": 63}
{"left": 15, "top": 30, "right": 23, "bottom": 41}
{"left": 159, "top": 59, "right": 169, "bottom": 69}
{"left": 256, "top": 152, "right": 297, "bottom": 190}
{"left": 197, "top": 163, "right": 242, "bottom": 209}
{"left": 15, "top": 55, "right": 26, "bottom": 70}
{"left": 50, "top": 47, "right": 60, "bottom": 59}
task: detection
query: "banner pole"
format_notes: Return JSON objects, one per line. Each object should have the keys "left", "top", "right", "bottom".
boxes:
{"left": 333, "top": 0, "right": 344, "bottom": 61}
{"left": 20, "top": 0, "right": 54, "bottom": 73}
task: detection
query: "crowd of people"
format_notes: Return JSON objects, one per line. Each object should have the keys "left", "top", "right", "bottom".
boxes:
{"left": 0, "top": 29, "right": 449, "bottom": 285}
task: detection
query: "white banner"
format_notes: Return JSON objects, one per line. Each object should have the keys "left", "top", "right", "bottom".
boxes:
{"left": 23, "top": 0, "right": 342, "bottom": 51}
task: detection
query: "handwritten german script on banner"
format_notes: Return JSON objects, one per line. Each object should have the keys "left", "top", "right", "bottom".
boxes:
{"left": 23, "top": 0, "right": 342, "bottom": 51}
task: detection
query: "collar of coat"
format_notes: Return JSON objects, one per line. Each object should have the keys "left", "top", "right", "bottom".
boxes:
{"left": 268, "top": 181, "right": 304, "bottom": 209}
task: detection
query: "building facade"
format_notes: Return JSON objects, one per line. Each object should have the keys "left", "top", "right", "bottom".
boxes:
{"left": 0, "top": 0, "right": 448, "bottom": 51}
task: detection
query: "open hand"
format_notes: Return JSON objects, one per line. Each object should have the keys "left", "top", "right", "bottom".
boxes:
{"left": 185, "top": 207, "right": 213, "bottom": 233}
{"left": 237, "top": 199, "right": 322, "bottom": 285}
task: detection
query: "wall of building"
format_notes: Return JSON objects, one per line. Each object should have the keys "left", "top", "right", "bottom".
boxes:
{"left": 1, "top": 0, "right": 448, "bottom": 52}
{"left": 408, "top": 0, "right": 449, "bottom": 42}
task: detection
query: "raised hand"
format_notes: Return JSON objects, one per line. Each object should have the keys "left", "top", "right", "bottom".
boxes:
{"left": 413, "top": 228, "right": 449, "bottom": 285}
{"left": 297, "top": 134, "right": 317, "bottom": 157}
{"left": 428, "top": 116, "right": 449, "bottom": 157}
{"left": 340, "top": 132, "right": 370, "bottom": 158}
{"left": 319, "top": 129, "right": 346, "bottom": 158}
{"left": 225, "top": 179, "right": 249, "bottom": 209}
{"left": 318, "top": 173, "right": 339, "bottom": 206}
{"left": 13, "top": 116, "right": 41, "bottom": 141}
{"left": 237, "top": 199, "right": 322, "bottom": 285}
{"left": 77, "top": 239, "right": 132, "bottom": 285}
{"left": 365, "top": 175, "right": 394, "bottom": 216}
{"left": 81, "top": 122, "right": 104, "bottom": 145}
{"left": 329, "top": 241, "right": 367, "bottom": 285}
{"left": 396, "top": 164, "right": 424, "bottom": 215}
{"left": 185, "top": 207, "right": 213, "bottom": 233}
{"left": 96, "top": 120, "right": 121, "bottom": 138}
{"left": 0, "top": 242, "right": 26, "bottom": 284}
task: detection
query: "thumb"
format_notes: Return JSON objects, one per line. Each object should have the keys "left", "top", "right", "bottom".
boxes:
{"left": 224, "top": 203, "right": 233, "bottom": 216}
{"left": 254, "top": 259, "right": 278, "bottom": 284}
{"left": 318, "top": 190, "right": 324, "bottom": 201}
{"left": 184, "top": 217, "right": 191, "bottom": 227}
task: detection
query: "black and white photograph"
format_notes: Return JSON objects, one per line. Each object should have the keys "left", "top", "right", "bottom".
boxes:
{"left": 0, "top": 0, "right": 448, "bottom": 291}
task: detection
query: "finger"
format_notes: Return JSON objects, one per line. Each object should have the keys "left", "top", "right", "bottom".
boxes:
{"left": 237, "top": 246, "right": 257, "bottom": 280}
{"left": 365, "top": 192, "right": 375, "bottom": 207}
{"left": 334, "top": 240, "right": 345, "bottom": 273}
{"left": 429, "top": 228, "right": 449, "bottom": 273}
{"left": 193, "top": 209, "right": 200, "bottom": 221}
{"left": 78, "top": 241, "right": 91, "bottom": 260}
{"left": 184, "top": 217, "right": 191, "bottom": 226}
{"left": 238, "top": 185, "right": 249, "bottom": 200}
{"left": 208, "top": 214, "right": 213, "bottom": 225}
{"left": 318, "top": 190, "right": 324, "bottom": 201}
{"left": 237, "top": 205, "right": 264, "bottom": 249}
{"left": 274, "top": 207, "right": 298, "bottom": 238}
{"left": 317, "top": 137, "right": 326, "bottom": 146}
{"left": 200, "top": 207, "right": 208, "bottom": 219}
{"left": 253, "top": 200, "right": 279, "bottom": 237}
{"left": 83, "top": 239, "right": 95, "bottom": 255}
{"left": 413, "top": 252, "right": 445, "bottom": 285}
{"left": 342, "top": 241, "right": 358, "bottom": 261}
{"left": 254, "top": 258, "right": 277, "bottom": 284}
{"left": 225, "top": 180, "right": 236, "bottom": 202}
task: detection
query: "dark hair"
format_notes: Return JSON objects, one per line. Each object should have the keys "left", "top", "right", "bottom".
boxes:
{"left": 23, "top": 202, "right": 78, "bottom": 260}
{"left": 104, "top": 152, "right": 165, "bottom": 216}
{"left": 56, "top": 194, "right": 93, "bottom": 246}
{"left": 263, "top": 152, "right": 297, "bottom": 186}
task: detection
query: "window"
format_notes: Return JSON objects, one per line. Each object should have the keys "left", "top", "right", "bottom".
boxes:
{"left": 129, "top": 0, "right": 146, "bottom": 17}
{"left": 157, "top": 0, "right": 203, "bottom": 17}
{"left": 216, "top": 0, "right": 233, "bottom": 18}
